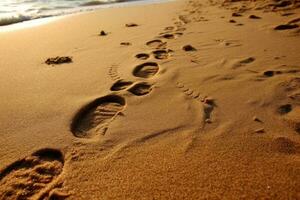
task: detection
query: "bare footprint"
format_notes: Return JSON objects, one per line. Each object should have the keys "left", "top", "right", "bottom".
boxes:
{"left": 111, "top": 80, "right": 133, "bottom": 91}
{"left": 152, "top": 49, "right": 171, "bottom": 60}
{"left": 146, "top": 39, "right": 167, "bottom": 49}
{"left": 135, "top": 53, "right": 150, "bottom": 60}
{"left": 133, "top": 62, "right": 159, "bottom": 78}
{"left": 0, "top": 149, "right": 64, "bottom": 200}
{"left": 71, "top": 95, "right": 125, "bottom": 138}
{"left": 128, "top": 83, "right": 152, "bottom": 96}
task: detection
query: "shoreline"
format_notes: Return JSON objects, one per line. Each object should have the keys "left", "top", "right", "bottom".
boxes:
{"left": 0, "top": 0, "right": 173, "bottom": 32}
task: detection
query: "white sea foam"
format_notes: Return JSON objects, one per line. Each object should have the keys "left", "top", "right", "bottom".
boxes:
{"left": 0, "top": 0, "right": 164, "bottom": 26}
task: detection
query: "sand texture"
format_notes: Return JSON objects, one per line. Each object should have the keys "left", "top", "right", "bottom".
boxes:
{"left": 0, "top": 0, "right": 300, "bottom": 199}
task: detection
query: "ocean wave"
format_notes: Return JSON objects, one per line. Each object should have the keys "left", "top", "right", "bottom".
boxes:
{"left": 0, "top": 15, "right": 32, "bottom": 26}
{"left": 0, "top": 0, "right": 162, "bottom": 27}
{"left": 80, "top": 0, "right": 124, "bottom": 7}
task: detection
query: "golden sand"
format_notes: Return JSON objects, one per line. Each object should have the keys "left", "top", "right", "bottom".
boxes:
{"left": 0, "top": 0, "right": 299, "bottom": 199}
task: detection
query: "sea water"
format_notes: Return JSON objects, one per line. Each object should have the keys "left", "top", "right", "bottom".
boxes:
{"left": 0, "top": 0, "right": 164, "bottom": 26}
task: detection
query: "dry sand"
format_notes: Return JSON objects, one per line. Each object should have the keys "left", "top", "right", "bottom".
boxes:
{"left": 0, "top": 0, "right": 300, "bottom": 199}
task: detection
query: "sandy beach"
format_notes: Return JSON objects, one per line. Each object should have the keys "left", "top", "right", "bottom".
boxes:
{"left": 0, "top": 0, "right": 300, "bottom": 199}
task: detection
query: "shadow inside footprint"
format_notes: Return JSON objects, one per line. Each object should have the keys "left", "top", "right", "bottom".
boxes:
{"left": 277, "top": 104, "right": 292, "bottom": 115}
{"left": 125, "top": 23, "right": 138, "bottom": 27}
{"left": 161, "top": 33, "right": 175, "bottom": 39}
{"left": 249, "top": 15, "right": 261, "bottom": 19}
{"left": 71, "top": 95, "right": 125, "bottom": 138}
{"left": 128, "top": 83, "right": 152, "bottom": 96}
{"left": 146, "top": 39, "right": 166, "bottom": 49}
{"left": 133, "top": 62, "right": 159, "bottom": 78}
{"left": 152, "top": 50, "right": 170, "bottom": 59}
{"left": 274, "top": 24, "right": 299, "bottom": 30}
{"left": 160, "top": 33, "right": 182, "bottom": 39}
{"left": 120, "top": 42, "right": 131, "bottom": 46}
{"left": 263, "top": 70, "right": 282, "bottom": 77}
{"left": 0, "top": 148, "right": 64, "bottom": 200}
{"left": 111, "top": 80, "right": 133, "bottom": 91}
{"left": 182, "top": 45, "right": 197, "bottom": 51}
{"left": 135, "top": 53, "right": 150, "bottom": 60}
{"left": 240, "top": 57, "right": 255, "bottom": 64}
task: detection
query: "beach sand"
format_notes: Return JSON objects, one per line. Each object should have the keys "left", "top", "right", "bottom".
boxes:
{"left": 0, "top": 0, "right": 300, "bottom": 199}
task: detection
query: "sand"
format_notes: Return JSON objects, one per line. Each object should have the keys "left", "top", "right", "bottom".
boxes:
{"left": 0, "top": 0, "right": 300, "bottom": 199}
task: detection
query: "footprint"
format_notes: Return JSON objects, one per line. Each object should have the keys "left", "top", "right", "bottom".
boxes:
{"left": 182, "top": 45, "right": 197, "bottom": 51}
{"left": 110, "top": 80, "right": 133, "bottom": 91}
{"left": 203, "top": 98, "right": 215, "bottom": 123}
{"left": 263, "top": 70, "right": 282, "bottom": 77}
{"left": 160, "top": 33, "right": 182, "bottom": 39}
{"left": 277, "top": 104, "right": 292, "bottom": 115}
{"left": 146, "top": 39, "right": 167, "bottom": 49}
{"left": 261, "top": 68, "right": 299, "bottom": 78}
{"left": 178, "top": 15, "right": 191, "bottom": 24}
{"left": 152, "top": 49, "right": 170, "bottom": 60}
{"left": 240, "top": 57, "right": 255, "bottom": 64}
{"left": 164, "top": 26, "right": 175, "bottom": 31}
{"left": 274, "top": 24, "right": 299, "bottom": 30}
{"left": 135, "top": 53, "right": 150, "bottom": 60}
{"left": 128, "top": 83, "right": 152, "bottom": 96}
{"left": 232, "top": 12, "right": 242, "bottom": 17}
{"left": 133, "top": 62, "right": 159, "bottom": 78}
{"left": 249, "top": 15, "right": 261, "bottom": 19}
{"left": 0, "top": 149, "right": 64, "bottom": 200}
{"left": 232, "top": 57, "right": 255, "bottom": 68}
{"left": 71, "top": 95, "right": 125, "bottom": 138}
{"left": 45, "top": 56, "right": 72, "bottom": 65}
{"left": 176, "top": 27, "right": 186, "bottom": 32}
{"left": 273, "top": 0, "right": 293, "bottom": 8}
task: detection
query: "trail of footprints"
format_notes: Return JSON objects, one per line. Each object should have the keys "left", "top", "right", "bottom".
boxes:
{"left": 71, "top": 18, "right": 193, "bottom": 140}
{"left": 0, "top": 12, "right": 203, "bottom": 200}
{"left": 176, "top": 82, "right": 215, "bottom": 124}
